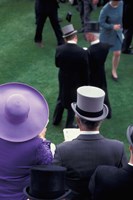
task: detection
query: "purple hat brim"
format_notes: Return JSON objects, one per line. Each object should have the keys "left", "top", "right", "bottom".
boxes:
{"left": 0, "top": 82, "right": 49, "bottom": 142}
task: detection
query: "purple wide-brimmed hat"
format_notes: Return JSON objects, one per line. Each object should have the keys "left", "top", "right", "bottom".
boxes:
{"left": 0, "top": 82, "right": 49, "bottom": 142}
{"left": 71, "top": 86, "right": 108, "bottom": 121}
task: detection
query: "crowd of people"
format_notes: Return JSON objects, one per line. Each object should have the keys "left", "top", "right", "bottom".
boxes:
{"left": 0, "top": 82, "right": 132, "bottom": 200}
{"left": 0, "top": 0, "right": 133, "bottom": 199}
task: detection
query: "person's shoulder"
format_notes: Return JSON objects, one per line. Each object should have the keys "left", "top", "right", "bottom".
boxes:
{"left": 96, "top": 165, "right": 119, "bottom": 172}
{"left": 104, "top": 137, "right": 124, "bottom": 147}
{"left": 56, "top": 139, "right": 77, "bottom": 149}
{"left": 93, "top": 165, "right": 121, "bottom": 180}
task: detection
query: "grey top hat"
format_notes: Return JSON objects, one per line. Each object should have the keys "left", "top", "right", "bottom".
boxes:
{"left": 127, "top": 125, "right": 133, "bottom": 146}
{"left": 62, "top": 24, "right": 77, "bottom": 38}
{"left": 84, "top": 21, "right": 100, "bottom": 33}
{"left": 71, "top": 86, "right": 108, "bottom": 121}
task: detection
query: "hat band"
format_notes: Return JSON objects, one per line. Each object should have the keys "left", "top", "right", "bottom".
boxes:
{"left": 64, "top": 30, "right": 74, "bottom": 36}
{"left": 76, "top": 105, "right": 103, "bottom": 118}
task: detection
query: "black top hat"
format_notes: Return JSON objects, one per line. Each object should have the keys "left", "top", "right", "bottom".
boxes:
{"left": 24, "top": 165, "right": 71, "bottom": 200}
{"left": 84, "top": 21, "right": 99, "bottom": 33}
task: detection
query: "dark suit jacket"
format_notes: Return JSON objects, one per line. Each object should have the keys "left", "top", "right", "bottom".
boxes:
{"left": 88, "top": 42, "right": 110, "bottom": 90}
{"left": 89, "top": 164, "right": 133, "bottom": 200}
{"left": 55, "top": 43, "right": 89, "bottom": 108}
{"left": 87, "top": 42, "right": 111, "bottom": 114}
{"left": 53, "top": 134, "right": 127, "bottom": 199}
{"left": 123, "top": 0, "right": 133, "bottom": 29}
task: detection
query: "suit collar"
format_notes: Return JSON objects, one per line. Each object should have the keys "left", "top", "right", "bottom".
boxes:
{"left": 76, "top": 133, "right": 104, "bottom": 140}
{"left": 123, "top": 164, "right": 133, "bottom": 173}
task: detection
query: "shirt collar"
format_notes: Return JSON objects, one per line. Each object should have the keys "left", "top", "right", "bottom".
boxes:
{"left": 91, "top": 39, "right": 100, "bottom": 45}
{"left": 67, "top": 40, "right": 77, "bottom": 44}
{"left": 80, "top": 131, "right": 99, "bottom": 135}
{"left": 128, "top": 163, "right": 133, "bottom": 166}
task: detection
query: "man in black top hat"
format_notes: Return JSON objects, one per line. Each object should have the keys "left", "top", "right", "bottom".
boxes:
{"left": 24, "top": 165, "right": 76, "bottom": 200}
{"left": 84, "top": 21, "right": 112, "bottom": 119}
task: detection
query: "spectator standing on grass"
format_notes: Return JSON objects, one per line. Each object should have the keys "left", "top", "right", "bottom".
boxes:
{"left": 99, "top": 0, "right": 123, "bottom": 81}
{"left": 77, "top": 0, "right": 99, "bottom": 33}
{"left": 0, "top": 82, "right": 53, "bottom": 200}
{"left": 89, "top": 124, "right": 133, "bottom": 200}
{"left": 53, "top": 24, "right": 89, "bottom": 128}
{"left": 85, "top": 21, "right": 112, "bottom": 119}
{"left": 53, "top": 85, "right": 127, "bottom": 200}
{"left": 34, "top": 0, "right": 64, "bottom": 47}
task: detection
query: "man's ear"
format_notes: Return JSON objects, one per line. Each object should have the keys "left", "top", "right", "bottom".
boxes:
{"left": 129, "top": 145, "right": 133, "bottom": 151}
{"left": 75, "top": 115, "right": 80, "bottom": 125}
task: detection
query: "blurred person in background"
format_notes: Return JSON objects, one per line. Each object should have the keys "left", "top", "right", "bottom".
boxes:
{"left": 34, "top": 0, "right": 64, "bottom": 47}
{"left": 99, "top": 0, "right": 123, "bottom": 81}
{"left": 122, "top": 0, "right": 133, "bottom": 54}
{"left": 85, "top": 21, "right": 112, "bottom": 119}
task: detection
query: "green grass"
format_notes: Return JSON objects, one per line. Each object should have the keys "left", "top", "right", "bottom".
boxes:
{"left": 0, "top": 0, "right": 133, "bottom": 156}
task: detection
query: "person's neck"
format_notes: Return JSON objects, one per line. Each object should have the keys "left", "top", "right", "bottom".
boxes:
{"left": 110, "top": 1, "right": 119, "bottom": 8}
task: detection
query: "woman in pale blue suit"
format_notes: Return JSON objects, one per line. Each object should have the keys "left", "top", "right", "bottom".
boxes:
{"left": 99, "top": 0, "right": 123, "bottom": 81}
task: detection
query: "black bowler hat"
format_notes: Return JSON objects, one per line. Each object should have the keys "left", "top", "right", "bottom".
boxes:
{"left": 24, "top": 165, "right": 71, "bottom": 200}
{"left": 84, "top": 21, "right": 99, "bottom": 33}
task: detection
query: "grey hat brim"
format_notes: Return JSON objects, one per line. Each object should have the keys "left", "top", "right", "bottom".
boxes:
{"left": 126, "top": 125, "right": 133, "bottom": 146}
{"left": 71, "top": 102, "right": 108, "bottom": 121}
{"left": 63, "top": 30, "right": 77, "bottom": 38}
{"left": 23, "top": 187, "right": 72, "bottom": 200}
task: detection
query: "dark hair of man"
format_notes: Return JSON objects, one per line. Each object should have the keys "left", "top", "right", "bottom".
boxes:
{"left": 79, "top": 116, "right": 102, "bottom": 130}
{"left": 65, "top": 33, "right": 77, "bottom": 41}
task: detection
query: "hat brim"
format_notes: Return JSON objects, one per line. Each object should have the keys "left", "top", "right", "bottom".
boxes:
{"left": 126, "top": 125, "right": 133, "bottom": 146}
{"left": 71, "top": 102, "right": 108, "bottom": 121}
{"left": 0, "top": 82, "right": 49, "bottom": 142}
{"left": 23, "top": 186, "right": 72, "bottom": 200}
{"left": 63, "top": 30, "right": 77, "bottom": 38}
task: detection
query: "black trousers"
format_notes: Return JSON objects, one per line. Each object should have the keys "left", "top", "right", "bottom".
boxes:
{"left": 122, "top": 27, "right": 133, "bottom": 52}
{"left": 34, "top": 3, "right": 64, "bottom": 45}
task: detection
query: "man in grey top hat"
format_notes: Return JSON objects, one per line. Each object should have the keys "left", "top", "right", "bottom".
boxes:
{"left": 89, "top": 124, "right": 133, "bottom": 200}
{"left": 53, "top": 85, "right": 127, "bottom": 200}
{"left": 53, "top": 24, "right": 89, "bottom": 128}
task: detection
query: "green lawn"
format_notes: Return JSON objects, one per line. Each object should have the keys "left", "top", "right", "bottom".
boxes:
{"left": 0, "top": 0, "right": 133, "bottom": 156}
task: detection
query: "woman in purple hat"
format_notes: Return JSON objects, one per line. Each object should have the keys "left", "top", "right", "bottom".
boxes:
{"left": 0, "top": 82, "right": 53, "bottom": 199}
